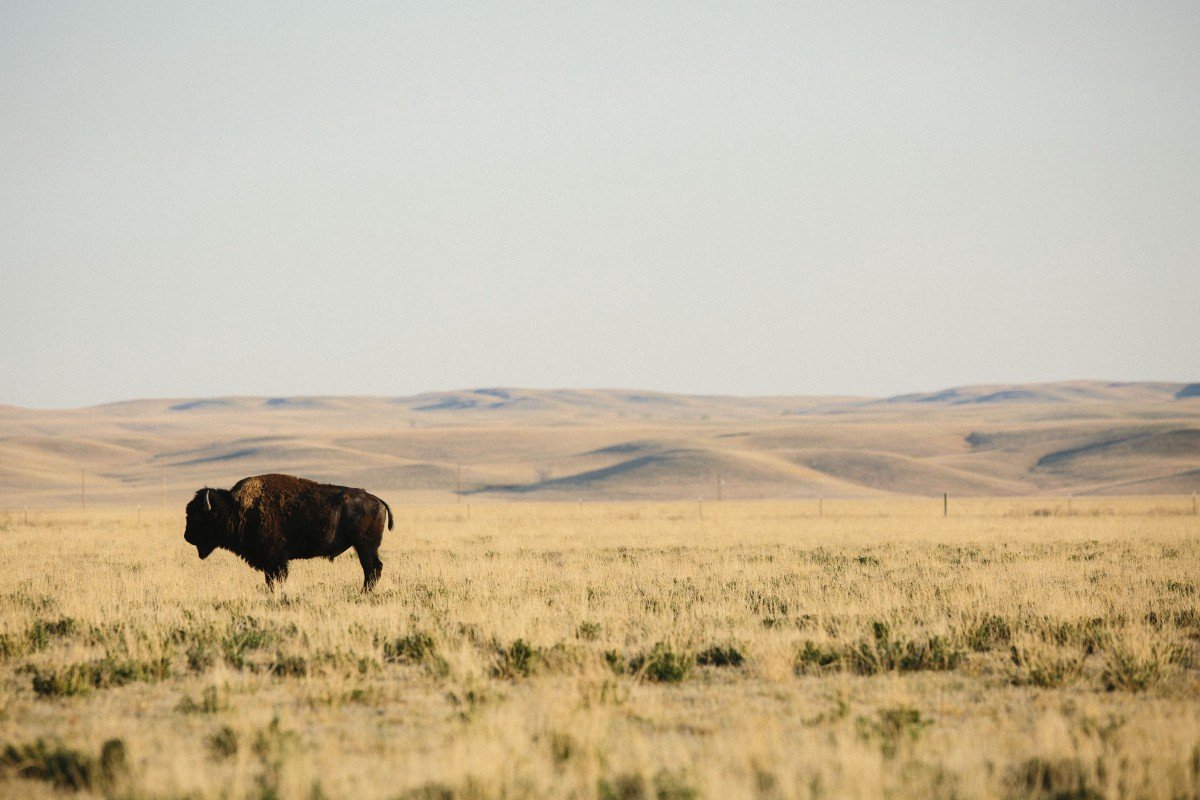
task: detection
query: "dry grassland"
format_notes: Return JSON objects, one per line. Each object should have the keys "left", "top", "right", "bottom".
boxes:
{"left": 1, "top": 497, "right": 1199, "bottom": 799}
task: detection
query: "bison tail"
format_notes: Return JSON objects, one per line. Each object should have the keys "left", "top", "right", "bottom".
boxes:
{"left": 378, "top": 498, "right": 394, "bottom": 531}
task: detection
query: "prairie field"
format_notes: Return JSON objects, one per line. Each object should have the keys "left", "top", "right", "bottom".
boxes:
{"left": 1, "top": 497, "right": 1199, "bottom": 799}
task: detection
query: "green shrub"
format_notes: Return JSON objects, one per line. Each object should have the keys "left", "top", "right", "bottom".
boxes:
{"left": 396, "top": 779, "right": 487, "bottom": 800}
{"left": 603, "top": 649, "right": 627, "bottom": 675}
{"left": 1101, "top": 638, "right": 1170, "bottom": 692}
{"left": 0, "top": 634, "right": 22, "bottom": 661}
{"left": 1011, "top": 757, "right": 1102, "bottom": 800}
{"left": 382, "top": 631, "right": 448, "bottom": 677}
{"left": 0, "top": 737, "right": 127, "bottom": 792}
{"left": 252, "top": 716, "right": 299, "bottom": 760}
{"left": 795, "top": 624, "right": 963, "bottom": 675}
{"left": 446, "top": 686, "right": 499, "bottom": 722}
{"left": 696, "top": 644, "right": 744, "bottom": 668}
{"left": 177, "top": 685, "right": 226, "bottom": 714}
{"left": 599, "top": 773, "right": 648, "bottom": 800}
{"left": 31, "top": 657, "right": 170, "bottom": 700}
{"left": 250, "top": 717, "right": 300, "bottom": 800}
{"left": 856, "top": 706, "right": 930, "bottom": 757}
{"left": 629, "top": 643, "right": 691, "bottom": 683}
{"left": 383, "top": 632, "right": 437, "bottom": 664}
{"left": 27, "top": 617, "right": 77, "bottom": 651}
{"left": 846, "top": 622, "right": 963, "bottom": 674}
{"left": 30, "top": 663, "right": 94, "bottom": 697}
{"left": 31, "top": 656, "right": 171, "bottom": 697}
{"left": 538, "top": 641, "right": 588, "bottom": 673}
{"left": 548, "top": 730, "right": 577, "bottom": 764}
{"left": 397, "top": 784, "right": 456, "bottom": 800}
{"left": 598, "top": 769, "right": 698, "bottom": 800}
{"left": 961, "top": 614, "right": 1012, "bottom": 652}
{"left": 794, "top": 641, "right": 841, "bottom": 672}
{"left": 1145, "top": 608, "right": 1200, "bottom": 630}
{"left": 746, "top": 591, "right": 789, "bottom": 617}
{"left": 187, "top": 642, "right": 216, "bottom": 672}
{"left": 492, "top": 639, "right": 541, "bottom": 679}
{"left": 1166, "top": 580, "right": 1194, "bottom": 597}
{"left": 221, "top": 616, "right": 281, "bottom": 669}
{"left": 1009, "top": 644, "right": 1084, "bottom": 688}
{"left": 1039, "top": 617, "right": 1108, "bottom": 655}
{"left": 0, "top": 618, "right": 80, "bottom": 661}
{"left": 208, "top": 726, "right": 238, "bottom": 760}
{"left": 576, "top": 621, "right": 602, "bottom": 641}
{"left": 270, "top": 653, "right": 309, "bottom": 677}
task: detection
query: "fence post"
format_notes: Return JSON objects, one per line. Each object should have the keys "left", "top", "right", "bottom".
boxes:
{"left": 943, "top": 493, "right": 947, "bottom": 517}
{"left": 1193, "top": 492, "right": 1197, "bottom": 515}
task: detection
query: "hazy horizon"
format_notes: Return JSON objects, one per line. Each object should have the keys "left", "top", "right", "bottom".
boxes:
{"left": 2, "top": 376, "right": 1197, "bottom": 412}
{"left": 3, "top": 2, "right": 1198, "bottom": 408}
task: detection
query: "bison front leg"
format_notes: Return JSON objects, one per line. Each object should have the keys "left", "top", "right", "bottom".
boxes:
{"left": 264, "top": 562, "right": 289, "bottom": 591}
{"left": 355, "top": 546, "right": 382, "bottom": 592}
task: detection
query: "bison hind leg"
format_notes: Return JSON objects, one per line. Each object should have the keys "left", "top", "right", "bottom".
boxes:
{"left": 354, "top": 546, "right": 382, "bottom": 592}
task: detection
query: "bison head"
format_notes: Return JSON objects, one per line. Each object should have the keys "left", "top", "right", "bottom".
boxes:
{"left": 184, "top": 488, "right": 227, "bottom": 560}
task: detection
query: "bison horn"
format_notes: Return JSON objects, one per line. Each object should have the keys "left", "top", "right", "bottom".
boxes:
{"left": 204, "top": 488, "right": 211, "bottom": 512}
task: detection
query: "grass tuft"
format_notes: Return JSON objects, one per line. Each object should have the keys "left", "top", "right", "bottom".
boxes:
{"left": 856, "top": 706, "right": 930, "bottom": 757}
{"left": 696, "top": 644, "right": 745, "bottom": 668}
{"left": 960, "top": 614, "right": 1012, "bottom": 652}
{"left": 628, "top": 643, "right": 692, "bottom": 683}
{"left": 1011, "top": 757, "right": 1102, "bottom": 800}
{"left": 598, "top": 769, "right": 698, "bottom": 800}
{"left": 491, "top": 639, "right": 542, "bottom": 679}
{"left": 177, "top": 685, "right": 227, "bottom": 714}
{"left": 0, "top": 737, "right": 127, "bottom": 792}
{"left": 796, "top": 622, "right": 964, "bottom": 675}
{"left": 1101, "top": 634, "right": 1172, "bottom": 692}
{"left": 1008, "top": 641, "right": 1085, "bottom": 688}
{"left": 208, "top": 726, "right": 238, "bottom": 760}
{"left": 31, "top": 656, "right": 171, "bottom": 697}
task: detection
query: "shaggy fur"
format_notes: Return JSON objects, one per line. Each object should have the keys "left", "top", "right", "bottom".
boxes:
{"left": 183, "top": 473, "right": 392, "bottom": 591}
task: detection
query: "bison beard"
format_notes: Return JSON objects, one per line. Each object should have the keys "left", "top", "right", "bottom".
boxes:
{"left": 183, "top": 474, "right": 392, "bottom": 591}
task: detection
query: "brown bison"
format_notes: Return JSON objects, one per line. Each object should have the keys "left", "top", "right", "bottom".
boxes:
{"left": 183, "top": 473, "right": 391, "bottom": 591}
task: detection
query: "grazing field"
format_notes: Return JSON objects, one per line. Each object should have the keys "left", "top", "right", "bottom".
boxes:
{"left": 1, "top": 498, "right": 1199, "bottom": 799}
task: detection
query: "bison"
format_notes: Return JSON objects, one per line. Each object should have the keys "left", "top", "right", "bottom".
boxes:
{"left": 183, "top": 473, "right": 392, "bottom": 591}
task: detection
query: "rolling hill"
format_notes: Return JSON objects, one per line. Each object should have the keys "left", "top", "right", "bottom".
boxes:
{"left": 0, "top": 382, "right": 1198, "bottom": 506}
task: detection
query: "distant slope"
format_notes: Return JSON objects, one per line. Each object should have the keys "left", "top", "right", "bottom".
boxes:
{"left": 469, "top": 447, "right": 874, "bottom": 500}
{"left": 787, "top": 449, "right": 1030, "bottom": 496}
{"left": 884, "top": 381, "right": 1189, "bottom": 405}
{"left": 1, "top": 382, "right": 1197, "bottom": 505}
{"left": 1084, "top": 468, "right": 1200, "bottom": 496}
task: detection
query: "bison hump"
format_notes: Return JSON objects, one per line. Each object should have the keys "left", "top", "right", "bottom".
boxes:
{"left": 230, "top": 473, "right": 317, "bottom": 509}
{"left": 232, "top": 476, "right": 267, "bottom": 507}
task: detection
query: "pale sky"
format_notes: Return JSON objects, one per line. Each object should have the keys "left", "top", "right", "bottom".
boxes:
{"left": 2, "top": 2, "right": 1197, "bottom": 408}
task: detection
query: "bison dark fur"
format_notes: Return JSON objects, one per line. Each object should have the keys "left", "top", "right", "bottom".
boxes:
{"left": 183, "top": 473, "right": 392, "bottom": 591}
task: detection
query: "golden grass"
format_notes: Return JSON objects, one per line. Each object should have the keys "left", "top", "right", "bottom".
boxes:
{"left": 1, "top": 498, "right": 1198, "bottom": 799}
